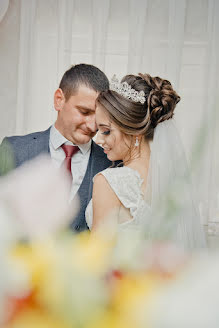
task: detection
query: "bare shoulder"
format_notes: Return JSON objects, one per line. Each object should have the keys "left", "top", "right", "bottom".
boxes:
{"left": 93, "top": 172, "right": 120, "bottom": 203}
{"left": 92, "top": 172, "right": 121, "bottom": 230}
{"left": 93, "top": 171, "right": 108, "bottom": 185}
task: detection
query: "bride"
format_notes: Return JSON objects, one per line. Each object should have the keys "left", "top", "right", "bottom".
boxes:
{"left": 85, "top": 73, "right": 206, "bottom": 250}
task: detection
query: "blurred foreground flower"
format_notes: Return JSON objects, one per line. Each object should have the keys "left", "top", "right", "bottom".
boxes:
{"left": 0, "top": 155, "right": 79, "bottom": 239}
{"left": 0, "top": 155, "right": 79, "bottom": 325}
{"left": 5, "top": 234, "right": 111, "bottom": 328}
{"left": 146, "top": 253, "right": 219, "bottom": 328}
{"left": 1, "top": 155, "right": 219, "bottom": 328}
{"left": 3, "top": 233, "right": 219, "bottom": 328}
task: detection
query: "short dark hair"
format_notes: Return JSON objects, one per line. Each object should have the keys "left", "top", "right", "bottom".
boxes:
{"left": 59, "top": 64, "right": 109, "bottom": 100}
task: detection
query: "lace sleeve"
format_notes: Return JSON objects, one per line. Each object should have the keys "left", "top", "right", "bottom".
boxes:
{"left": 98, "top": 167, "right": 144, "bottom": 219}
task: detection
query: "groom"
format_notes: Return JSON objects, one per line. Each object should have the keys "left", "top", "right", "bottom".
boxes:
{"left": 0, "top": 64, "right": 111, "bottom": 232}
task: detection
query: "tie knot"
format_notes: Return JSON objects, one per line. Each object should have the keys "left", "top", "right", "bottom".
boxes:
{"left": 61, "top": 144, "right": 79, "bottom": 158}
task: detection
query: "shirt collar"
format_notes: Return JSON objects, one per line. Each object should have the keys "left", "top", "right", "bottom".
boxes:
{"left": 50, "top": 125, "right": 91, "bottom": 154}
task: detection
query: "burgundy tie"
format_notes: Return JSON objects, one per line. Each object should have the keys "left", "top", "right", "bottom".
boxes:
{"left": 61, "top": 144, "right": 79, "bottom": 174}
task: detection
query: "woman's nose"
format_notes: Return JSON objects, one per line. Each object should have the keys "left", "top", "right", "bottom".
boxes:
{"left": 95, "top": 131, "right": 104, "bottom": 145}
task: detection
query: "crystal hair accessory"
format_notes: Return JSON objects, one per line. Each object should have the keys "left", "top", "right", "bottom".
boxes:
{"left": 110, "top": 75, "right": 146, "bottom": 104}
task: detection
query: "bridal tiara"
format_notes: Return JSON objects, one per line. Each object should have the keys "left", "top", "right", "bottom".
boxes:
{"left": 110, "top": 75, "right": 146, "bottom": 104}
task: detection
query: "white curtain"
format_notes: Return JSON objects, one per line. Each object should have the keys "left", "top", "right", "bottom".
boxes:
{"left": 0, "top": 0, "right": 219, "bottom": 235}
{"left": 204, "top": 0, "right": 219, "bottom": 228}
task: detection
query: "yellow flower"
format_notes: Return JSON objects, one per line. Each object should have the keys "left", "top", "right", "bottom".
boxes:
{"left": 11, "top": 240, "right": 57, "bottom": 289}
{"left": 69, "top": 231, "right": 113, "bottom": 275}
{"left": 6, "top": 308, "right": 71, "bottom": 328}
{"left": 109, "top": 273, "right": 162, "bottom": 328}
{"left": 10, "top": 234, "right": 111, "bottom": 327}
{"left": 10, "top": 240, "right": 66, "bottom": 316}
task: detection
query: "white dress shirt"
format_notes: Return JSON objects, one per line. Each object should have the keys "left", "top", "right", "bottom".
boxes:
{"left": 49, "top": 125, "right": 91, "bottom": 201}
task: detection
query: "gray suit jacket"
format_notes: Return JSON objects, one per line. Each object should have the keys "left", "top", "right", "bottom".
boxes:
{"left": 0, "top": 127, "right": 112, "bottom": 232}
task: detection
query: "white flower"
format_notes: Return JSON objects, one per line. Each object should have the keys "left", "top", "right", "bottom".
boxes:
{"left": 146, "top": 252, "right": 219, "bottom": 328}
{"left": 0, "top": 155, "right": 79, "bottom": 239}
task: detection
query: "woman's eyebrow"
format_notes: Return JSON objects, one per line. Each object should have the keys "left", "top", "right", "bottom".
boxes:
{"left": 98, "top": 124, "right": 111, "bottom": 128}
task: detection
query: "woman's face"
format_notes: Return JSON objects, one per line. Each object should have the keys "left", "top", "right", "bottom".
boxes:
{"left": 95, "top": 105, "right": 131, "bottom": 162}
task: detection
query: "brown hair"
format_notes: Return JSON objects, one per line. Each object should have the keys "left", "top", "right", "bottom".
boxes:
{"left": 59, "top": 64, "right": 109, "bottom": 101}
{"left": 96, "top": 73, "right": 180, "bottom": 140}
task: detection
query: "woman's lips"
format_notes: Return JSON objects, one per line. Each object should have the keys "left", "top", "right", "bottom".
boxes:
{"left": 103, "top": 148, "right": 110, "bottom": 154}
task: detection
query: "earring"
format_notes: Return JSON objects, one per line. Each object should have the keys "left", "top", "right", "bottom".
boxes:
{"left": 135, "top": 136, "right": 139, "bottom": 147}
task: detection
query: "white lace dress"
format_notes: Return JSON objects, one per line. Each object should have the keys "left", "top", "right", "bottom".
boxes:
{"left": 85, "top": 166, "right": 151, "bottom": 232}
{"left": 85, "top": 166, "right": 206, "bottom": 250}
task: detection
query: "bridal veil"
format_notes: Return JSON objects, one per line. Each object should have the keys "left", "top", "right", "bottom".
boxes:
{"left": 143, "top": 119, "right": 206, "bottom": 250}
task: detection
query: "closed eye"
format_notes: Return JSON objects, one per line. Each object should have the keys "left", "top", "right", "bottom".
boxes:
{"left": 102, "top": 130, "right": 110, "bottom": 135}
{"left": 79, "top": 110, "right": 90, "bottom": 115}
{"left": 77, "top": 106, "right": 95, "bottom": 116}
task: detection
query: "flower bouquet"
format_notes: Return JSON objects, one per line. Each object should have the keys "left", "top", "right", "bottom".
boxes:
{"left": 1, "top": 156, "right": 219, "bottom": 328}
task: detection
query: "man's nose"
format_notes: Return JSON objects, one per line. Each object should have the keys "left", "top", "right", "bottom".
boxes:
{"left": 86, "top": 115, "right": 97, "bottom": 132}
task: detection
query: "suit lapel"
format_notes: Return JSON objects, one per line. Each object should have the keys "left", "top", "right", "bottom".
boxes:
{"left": 77, "top": 140, "right": 95, "bottom": 205}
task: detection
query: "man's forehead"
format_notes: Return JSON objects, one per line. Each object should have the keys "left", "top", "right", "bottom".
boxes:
{"left": 74, "top": 84, "right": 99, "bottom": 96}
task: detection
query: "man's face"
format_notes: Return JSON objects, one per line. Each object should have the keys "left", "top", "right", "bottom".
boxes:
{"left": 54, "top": 85, "right": 98, "bottom": 144}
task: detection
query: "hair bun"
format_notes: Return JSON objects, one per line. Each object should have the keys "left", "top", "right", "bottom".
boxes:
{"left": 139, "top": 73, "right": 180, "bottom": 128}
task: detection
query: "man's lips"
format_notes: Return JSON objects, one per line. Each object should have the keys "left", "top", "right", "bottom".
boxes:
{"left": 80, "top": 129, "right": 95, "bottom": 136}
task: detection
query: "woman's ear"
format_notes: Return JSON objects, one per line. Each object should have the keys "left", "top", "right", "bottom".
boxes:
{"left": 54, "top": 88, "right": 65, "bottom": 112}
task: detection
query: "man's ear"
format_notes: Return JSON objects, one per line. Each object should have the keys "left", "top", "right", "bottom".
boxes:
{"left": 54, "top": 88, "right": 65, "bottom": 111}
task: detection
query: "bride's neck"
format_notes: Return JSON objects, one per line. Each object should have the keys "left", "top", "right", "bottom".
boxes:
{"left": 124, "top": 140, "right": 151, "bottom": 171}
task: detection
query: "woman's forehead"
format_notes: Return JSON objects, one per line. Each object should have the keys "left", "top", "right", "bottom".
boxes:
{"left": 96, "top": 105, "right": 110, "bottom": 123}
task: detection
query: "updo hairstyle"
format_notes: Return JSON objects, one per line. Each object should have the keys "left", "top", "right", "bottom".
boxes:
{"left": 96, "top": 73, "right": 180, "bottom": 140}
